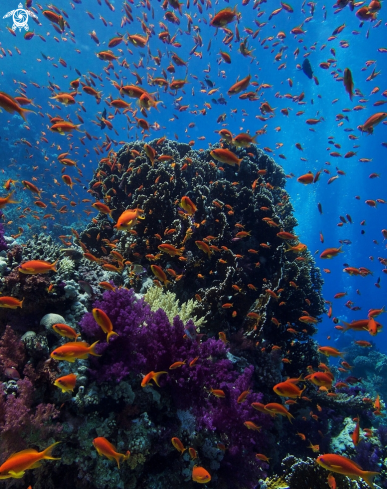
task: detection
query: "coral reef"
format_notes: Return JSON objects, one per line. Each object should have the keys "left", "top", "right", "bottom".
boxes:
{"left": 0, "top": 139, "right": 384, "bottom": 489}
{"left": 262, "top": 455, "right": 372, "bottom": 489}
{"left": 80, "top": 139, "right": 324, "bottom": 347}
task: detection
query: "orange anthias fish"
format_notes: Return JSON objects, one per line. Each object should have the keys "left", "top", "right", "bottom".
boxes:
{"left": 92, "top": 308, "right": 118, "bottom": 342}
{"left": 180, "top": 196, "right": 197, "bottom": 215}
{"left": 318, "top": 346, "right": 344, "bottom": 358}
{"left": 171, "top": 437, "right": 186, "bottom": 453}
{"left": 264, "top": 403, "right": 294, "bottom": 423}
{"left": 210, "top": 148, "right": 243, "bottom": 167}
{"left": 0, "top": 442, "right": 60, "bottom": 479}
{"left": 273, "top": 381, "right": 305, "bottom": 398}
{"left": 151, "top": 265, "right": 170, "bottom": 286}
{"left": 52, "top": 323, "right": 80, "bottom": 340}
{"left": 50, "top": 122, "right": 83, "bottom": 135}
{"left": 305, "top": 372, "right": 334, "bottom": 388}
{"left": 93, "top": 437, "right": 130, "bottom": 468}
{"left": 244, "top": 421, "right": 262, "bottom": 431}
{"left": 358, "top": 112, "right": 387, "bottom": 134}
{"left": 158, "top": 244, "right": 183, "bottom": 257}
{"left": 50, "top": 341, "right": 101, "bottom": 362}
{"left": 53, "top": 373, "right": 77, "bottom": 393}
{"left": 327, "top": 473, "right": 336, "bottom": 489}
{"left": 0, "top": 91, "right": 35, "bottom": 121}
{"left": 297, "top": 172, "right": 314, "bottom": 184}
{"left": 316, "top": 454, "right": 378, "bottom": 487}
{"left": 19, "top": 260, "right": 57, "bottom": 275}
{"left": 0, "top": 296, "right": 23, "bottom": 309}
{"left": 0, "top": 191, "right": 19, "bottom": 209}
{"left": 227, "top": 74, "right": 251, "bottom": 95}
{"left": 141, "top": 370, "right": 167, "bottom": 387}
{"left": 192, "top": 465, "right": 211, "bottom": 483}
{"left": 114, "top": 208, "right": 145, "bottom": 231}
{"left": 320, "top": 247, "right": 343, "bottom": 259}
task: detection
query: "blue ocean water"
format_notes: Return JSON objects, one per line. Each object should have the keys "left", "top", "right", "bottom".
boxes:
{"left": 0, "top": 1, "right": 386, "bottom": 485}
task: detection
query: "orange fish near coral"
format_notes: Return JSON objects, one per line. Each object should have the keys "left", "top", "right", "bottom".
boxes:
{"left": 92, "top": 308, "right": 118, "bottom": 342}
{"left": 52, "top": 323, "right": 80, "bottom": 340}
{"left": 316, "top": 454, "right": 378, "bottom": 487}
{"left": 318, "top": 346, "right": 344, "bottom": 358}
{"left": 264, "top": 403, "right": 294, "bottom": 423}
{"left": 210, "top": 148, "right": 243, "bottom": 168}
{"left": 180, "top": 196, "right": 197, "bottom": 215}
{"left": 53, "top": 373, "right": 77, "bottom": 393}
{"left": 19, "top": 260, "right": 57, "bottom": 275}
{"left": 0, "top": 192, "right": 19, "bottom": 209}
{"left": 320, "top": 247, "right": 343, "bottom": 259}
{"left": 273, "top": 381, "right": 305, "bottom": 398}
{"left": 192, "top": 465, "right": 211, "bottom": 483}
{"left": 50, "top": 341, "right": 101, "bottom": 362}
{"left": 171, "top": 437, "right": 186, "bottom": 453}
{"left": 0, "top": 442, "right": 60, "bottom": 480}
{"left": 114, "top": 208, "right": 145, "bottom": 231}
{"left": 93, "top": 437, "right": 130, "bottom": 468}
{"left": 141, "top": 370, "right": 167, "bottom": 387}
{"left": 0, "top": 296, "right": 23, "bottom": 309}
{"left": 151, "top": 265, "right": 170, "bottom": 286}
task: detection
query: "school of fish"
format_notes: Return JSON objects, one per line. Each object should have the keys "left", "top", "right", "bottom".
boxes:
{"left": 0, "top": 0, "right": 386, "bottom": 486}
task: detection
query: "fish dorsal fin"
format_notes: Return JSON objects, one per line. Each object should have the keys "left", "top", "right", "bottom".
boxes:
{"left": 9, "top": 448, "right": 38, "bottom": 459}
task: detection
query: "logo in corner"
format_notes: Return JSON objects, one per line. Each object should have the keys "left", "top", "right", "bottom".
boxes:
{"left": 3, "top": 3, "right": 38, "bottom": 32}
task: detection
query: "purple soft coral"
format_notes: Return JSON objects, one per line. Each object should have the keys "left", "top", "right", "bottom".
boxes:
{"left": 80, "top": 288, "right": 271, "bottom": 486}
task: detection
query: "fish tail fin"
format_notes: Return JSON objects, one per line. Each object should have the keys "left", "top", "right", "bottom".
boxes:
{"left": 41, "top": 441, "right": 61, "bottom": 460}
{"left": 20, "top": 298, "right": 24, "bottom": 309}
{"left": 124, "top": 450, "right": 131, "bottom": 461}
{"left": 89, "top": 340, "right": 102, "bottom": 357}
{"left": 152, "top": 371, "right": 168, "bottom": 387}
{"left": 362, "top": 471, "right": 379, "bottom": 488}
{"left": 51, "top": 260, "right": 58, "bottom": 272}
{"left": 6, "top": 191, "right": 20, "bottom": 205}
{"left": 20, "top": 108, "right": 36, "bottom": 121}
{"left": 341, "top": 320, "right": 352, "bottom": 332}
{"left": 287, "top": 412, "right": 294, "bottom": 424}
{"left": 106, "top": 331, "right": 119, "bottom": 342}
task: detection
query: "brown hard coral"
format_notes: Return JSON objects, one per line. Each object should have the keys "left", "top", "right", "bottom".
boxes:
{"left": 80, "top": 138, "right": 324, "bottom": 348}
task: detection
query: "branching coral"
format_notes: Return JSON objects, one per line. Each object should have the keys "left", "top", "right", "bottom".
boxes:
{"left": 144, "top": 285, "right": 206, "bottom": 327}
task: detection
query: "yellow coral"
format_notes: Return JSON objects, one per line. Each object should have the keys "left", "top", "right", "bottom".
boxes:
{"left": 263, "top": 477, "right": 289, "bottom": 489}
{"left": 144, "top": 286, "right": 206, "bottom": 327}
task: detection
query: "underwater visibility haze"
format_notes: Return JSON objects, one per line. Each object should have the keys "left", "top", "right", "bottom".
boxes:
{"left": 0, "top": 0, "right": 386, "bottom": 487}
